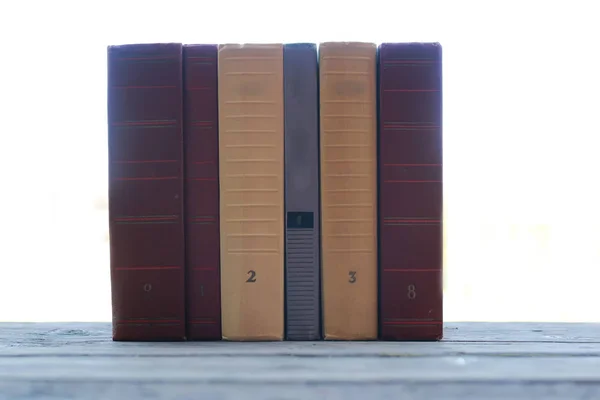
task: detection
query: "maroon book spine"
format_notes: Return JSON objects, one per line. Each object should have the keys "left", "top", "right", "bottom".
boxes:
{"left": 378, "top": 43, "right": 443, "bottom": 340}
{"left": 183, "top": 45, "right": 222, "bottom": 340}
{"left": 107, "top": 43, "right": 185, "bottom": 341}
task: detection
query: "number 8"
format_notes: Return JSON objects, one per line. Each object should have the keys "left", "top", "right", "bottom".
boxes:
{"left": 407, "top": 284, "right": 416, "bottom": 299}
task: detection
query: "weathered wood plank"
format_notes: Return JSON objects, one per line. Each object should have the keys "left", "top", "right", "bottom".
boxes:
{"left": 3, "top": 355, "right": 600, "bottom": 382}
{"left": 2, "top": 322, "right": 600, "bottom": 348}
{"left": 443, "top": 322, "right": 600, "bottom": 343}
{"left": 1, "top": 322, "right": 600, "bottom": 400}
{"left": 2, "top": 382, "right": 600, "bottom": 400}
{"left": 3, "top": 341, "right": 600, "bottom": 357}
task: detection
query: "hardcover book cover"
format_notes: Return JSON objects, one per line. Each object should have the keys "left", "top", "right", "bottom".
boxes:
{"left": 319, "top": 42, "right": 378, "bottom": 340}
{"left": 217, "top": 43, "right": 285, "bottom": 341}
{"left": 283, "top": 43, "right": 321, "bottom": 340}
{"left": 183, "top": 44, "right": 221, "bottom": 340}
{"left": 378, "top": 42, "right": 443, "bottom": 340}
{"left": 107, "top": 43, "right": 185, "bottom": 341}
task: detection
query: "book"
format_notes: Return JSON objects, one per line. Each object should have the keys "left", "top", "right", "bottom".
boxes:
{"left": 318, "top": 42, "right": 378, "bottom": 340}
{"left": 378, "top": 42, "right": 443, "bottom": 341}
{"left": 217, "top": 43, "right": 285, "bottom": 341}
{"left": 107, "top": 43, "right": 185, "bottom": 341}
{"left": 183, "top": 44, "right": 221, "bottom": 340}
{"left": 283, "top": 43, "right": 321, "bottom": 340}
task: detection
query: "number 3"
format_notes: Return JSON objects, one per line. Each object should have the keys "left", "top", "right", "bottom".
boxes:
{"left": 349, "top": 271, "right": 357, "bottom": 283}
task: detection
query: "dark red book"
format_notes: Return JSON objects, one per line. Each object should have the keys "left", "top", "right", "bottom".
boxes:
{"left": 107, "top": 43, "right": 185, "bottom": 341}
{"left": 378, "top": 43, "right": 443, "bottom": 340}
{"left": 183, "top": 44, "right": 221, "bottom": 340}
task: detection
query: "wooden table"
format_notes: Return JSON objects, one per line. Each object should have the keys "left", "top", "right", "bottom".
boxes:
{"left": 1, "top": 322, "right": 599, "bottom": 399}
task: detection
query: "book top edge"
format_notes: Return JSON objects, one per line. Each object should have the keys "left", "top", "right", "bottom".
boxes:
{"left": 319, "top": 42, "right": 376, "bottom": 48}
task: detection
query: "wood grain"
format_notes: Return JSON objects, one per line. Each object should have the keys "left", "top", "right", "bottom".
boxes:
{"left": 2, "top": 322, "right": 600, "bottom": 399}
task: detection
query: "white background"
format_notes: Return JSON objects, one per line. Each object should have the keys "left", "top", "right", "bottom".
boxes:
{"left": 0, "top": 0, "right": 598, "bottom": 322}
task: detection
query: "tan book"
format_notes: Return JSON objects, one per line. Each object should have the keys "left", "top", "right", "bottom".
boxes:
{"left": 319, "top": 42, "right": 378, "bottom": 340}
{"left": 218, "top": 44, "right": 284, "bottom": 340}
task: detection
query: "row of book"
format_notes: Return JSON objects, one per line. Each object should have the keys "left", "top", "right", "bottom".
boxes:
{"left": 107, "top": 42, "right": 442, "bottom": 341}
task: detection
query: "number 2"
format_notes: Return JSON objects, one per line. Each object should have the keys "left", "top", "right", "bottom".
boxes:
{"left": 246, "top": 270, "right": 257, "bottom": 283}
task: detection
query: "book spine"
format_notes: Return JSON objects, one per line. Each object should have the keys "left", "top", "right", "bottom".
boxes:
{"left": 217, "top": 44, "right": 285, "bottom": 341}
{"left": 283, "top": 43, "right": 321, "bottom": 340}
{"left": 378, "top": 42, "right": 443, "bottom": 341}
{"left": 319, "top": 42, "right": 378, "bottom": 340}
{"left": 183, "top": 44, "right": 221, "bottom": 340}
{"left": 107, "top": 43, "right": 185, "bottom": 341}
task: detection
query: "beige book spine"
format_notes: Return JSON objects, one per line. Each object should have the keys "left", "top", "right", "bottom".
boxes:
{"left": 218, "top": 44, "right": 284, "bottom": 341}
{"left": 319, "top": 42, "right": 378, "bottom": 340}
